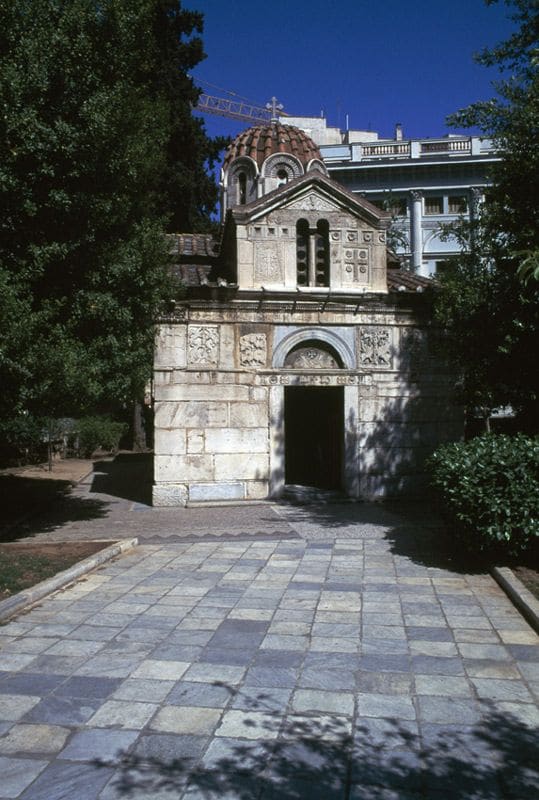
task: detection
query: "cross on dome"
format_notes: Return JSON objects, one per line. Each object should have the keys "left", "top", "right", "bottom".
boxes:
{"left": 266, "top": 96, "right": 284, "bottom": 123}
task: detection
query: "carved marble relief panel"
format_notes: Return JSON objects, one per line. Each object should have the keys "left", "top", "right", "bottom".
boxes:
{"left": 284, "top": 345, "right": 340, "bottom": 369}
{"left": 343, "top": 245, "right": 370, "bottom": 284}
{"left": 188, "top": 325, "right": 219, "bottom": 367}
{"left": 359, "top": 327, "right": 392, "bottom": 368}
{"left": 254, "top": 242, "right": 284, "bottom": 283}
{"left": 240, "top": 333, "right": 267, "bottom": 367}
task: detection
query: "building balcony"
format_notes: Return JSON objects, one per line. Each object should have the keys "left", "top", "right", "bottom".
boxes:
{"left": 320, "top": 137, "right": 495, "bottom": 165}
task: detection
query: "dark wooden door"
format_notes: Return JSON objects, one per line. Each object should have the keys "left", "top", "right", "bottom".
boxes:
{"left": 284, "top": 387, "right": 343, "bottom": 490}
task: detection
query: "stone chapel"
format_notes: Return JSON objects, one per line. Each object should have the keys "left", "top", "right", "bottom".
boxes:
{"left": 152, "top": 122, "right": 462, "bottom": 506}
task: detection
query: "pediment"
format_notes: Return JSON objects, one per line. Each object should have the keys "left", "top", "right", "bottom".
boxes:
{"left": 281, "top": 191, "right": 343, "bottom": 213}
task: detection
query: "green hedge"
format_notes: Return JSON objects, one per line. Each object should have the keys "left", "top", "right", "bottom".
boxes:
{"left": 429, "top": 433, "right": 539, "bottom": 556}
{"left": 75, "top": 416, "right": 127, "bottom": 458}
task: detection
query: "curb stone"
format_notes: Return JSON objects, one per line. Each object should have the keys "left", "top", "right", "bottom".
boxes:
{"left": 492, "top": 566, "right": 539, "bottom": 635}
{"left": 0, "top": 537, "right": 138, "bottom": 623}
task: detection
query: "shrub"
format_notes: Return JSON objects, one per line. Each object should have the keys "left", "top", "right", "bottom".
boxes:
{"left": 0, "top": 414, "right": 43, "bottom": 464}
{"left": 428, "top": 433, "right": 539, "bottom": 556}
{"left": 75, "top": 416, "right": 127, "bottom": 458}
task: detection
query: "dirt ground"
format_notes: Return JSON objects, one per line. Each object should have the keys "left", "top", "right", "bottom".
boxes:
{"left": 513, "top": 565, "right": 539, "bottom": 600}
{"left": 0, "top": 540, "right": 110, "bottom": 601}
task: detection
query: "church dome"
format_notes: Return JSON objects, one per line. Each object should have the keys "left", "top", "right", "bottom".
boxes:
{"left": 223, "top": 123, "right": 323, "bottom": 170}
{"left": 220, "top": 122, "right": 327, "bottom": 217}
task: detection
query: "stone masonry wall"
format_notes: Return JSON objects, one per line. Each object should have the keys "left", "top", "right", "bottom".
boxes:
{"left": 152, "top": 306, "right": 463, "bottom": 506}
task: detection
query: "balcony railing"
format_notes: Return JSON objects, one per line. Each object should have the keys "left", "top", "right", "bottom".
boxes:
{"left": 420, "top": 139, "right": 470, "bottom": 154}
{"left": 361, "top": 143, "right": 411, "bottom": 158}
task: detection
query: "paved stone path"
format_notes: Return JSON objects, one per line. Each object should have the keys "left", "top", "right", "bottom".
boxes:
{"left": 1, "top": 475, "right": 538, "bottom": 798}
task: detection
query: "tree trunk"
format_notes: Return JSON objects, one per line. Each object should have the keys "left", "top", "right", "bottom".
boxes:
{"left": 132, "top": 401, "right": 146, "bottom": 452}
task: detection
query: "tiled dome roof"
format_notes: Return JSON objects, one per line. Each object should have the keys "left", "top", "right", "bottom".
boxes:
{"left": 223, "top": 123, "right": 322, "bottom": 170}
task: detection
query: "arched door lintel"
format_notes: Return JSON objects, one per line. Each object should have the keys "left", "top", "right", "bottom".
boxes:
{"left": 272, "top": 329, "right": 355, "bottom": 369}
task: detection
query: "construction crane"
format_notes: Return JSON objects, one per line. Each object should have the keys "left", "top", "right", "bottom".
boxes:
{"left": 193, "top": 80, "right": 288, "bottom": 124}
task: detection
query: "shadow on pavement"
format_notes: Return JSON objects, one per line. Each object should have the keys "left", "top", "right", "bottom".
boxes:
{"left": 0, "top": 475, "right": 109, "bottom": 542}
{"left": 275, "top": 497, "right": 444, "bottom": 532}
{"left": 276, "top": 496, "right": 484, "bottom": 574}
{"left": 91, "top": 452, "right": 153, "bottom": 506}
{"left": 93, "top": 693, "right": 537, "bottom": 799}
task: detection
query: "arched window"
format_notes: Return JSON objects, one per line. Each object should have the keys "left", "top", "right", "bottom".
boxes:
{"left": 277, "top": 169, "right": 288, "bottom": 186}
{"left": 296, "top": 219, "right": 330, "bottom": 287}
{"left": 238, "top": 172, "right": 247, "bottom": 204}
{"left": 296, "top": 219, "right": 309, "bottom": 286}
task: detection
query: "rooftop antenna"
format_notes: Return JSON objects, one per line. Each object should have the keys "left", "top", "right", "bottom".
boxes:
{"left": 266, "top": 96, "right": 284, "bottom": 123}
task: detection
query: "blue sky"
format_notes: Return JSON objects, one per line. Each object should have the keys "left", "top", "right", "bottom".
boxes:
{"left": 185, "top": 0, "right": 516, "bottom": 142}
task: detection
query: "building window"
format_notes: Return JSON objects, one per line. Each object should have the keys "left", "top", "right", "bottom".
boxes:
{"left": 424, "top": 196, "right": 443, "bottom": 215}
{"left": 296, "top": 219, "right": 330, "bottom": 287}
{"left": 238, "top": 172, "right": 247, "bottom": 205}
{"left": 448, "top": 195, "right": 468, "bottom": 214}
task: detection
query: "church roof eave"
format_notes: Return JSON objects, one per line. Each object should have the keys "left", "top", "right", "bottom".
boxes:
{"left": 228, "top": 171, "right": 391, "bottom": 228}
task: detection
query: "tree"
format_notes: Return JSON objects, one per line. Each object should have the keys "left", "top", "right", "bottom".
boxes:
{"left": 0, "top": 1, "right": 223, "bottom": 443}
{"left": 434, "top": 0, "right": 539, "bottom": 431}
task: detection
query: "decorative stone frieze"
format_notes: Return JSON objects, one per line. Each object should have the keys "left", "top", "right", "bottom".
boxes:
{"left": 343, "top": 246, "right": 370, "bottom": 284}
{"left": 359, "top": 327, "right": 392, "bottom": 367}
{"left": 284, "top": 346, "right": 340, "bottom": 369}
{"left": 188, "top": 325, "right": 219, "bottom": 367}
{"left": 239, "top": 333, "right": 267, "bottom": 367}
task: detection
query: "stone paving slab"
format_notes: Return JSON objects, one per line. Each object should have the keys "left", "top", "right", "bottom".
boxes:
{"left": 0, "top": 507, "right": 538, "bottom": 798}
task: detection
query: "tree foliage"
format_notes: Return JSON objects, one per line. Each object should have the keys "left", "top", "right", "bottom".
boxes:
{"left": 435, "top": 0, "right": 539, "bottom": 428}
{"left": 0, "top": 0, "right": 223, "bottom": 435}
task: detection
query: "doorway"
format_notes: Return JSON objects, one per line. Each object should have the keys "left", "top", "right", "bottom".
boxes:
{"left": 284, "top": 386, "right": 344, "bottom": 490}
